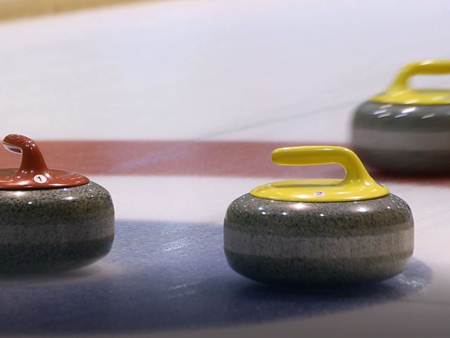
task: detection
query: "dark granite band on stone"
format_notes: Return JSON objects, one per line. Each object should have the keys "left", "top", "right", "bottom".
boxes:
{"left": 352, "top": 101, "right": 450, "bottom": 132}
{"left": 0, "top": 236, "right": 114, "bottom": 273}
{"left": 225, "top": 250, "right": 412, "bottom": 286}
{"left": 225, "top": 194, "right": 412, "bottom": 237}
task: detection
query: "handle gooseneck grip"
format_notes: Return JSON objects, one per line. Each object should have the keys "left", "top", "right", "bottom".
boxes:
{"left": 3, "top": 134, "right": 50, "bottom": 178}
{"left": 271, "top": 146, "right": 369, "bottom": 184}
{"left": 388, "top": 60, "right": 450, "bottom": 92}
{"left": 251, "top": 146, "right": 389, "bottom": 202}
{"left": 371, "top": 59, "right": 450, "bottom": 105}
{"left": 0, "top": 134, "right": 89, "bottom": 189}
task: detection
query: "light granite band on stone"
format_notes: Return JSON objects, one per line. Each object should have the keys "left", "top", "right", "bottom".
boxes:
{"left": 352, "top": 128, "right": 450, "bottom": 151}
{"left": 224, "top": 227, "right": 413, "bottom": 259}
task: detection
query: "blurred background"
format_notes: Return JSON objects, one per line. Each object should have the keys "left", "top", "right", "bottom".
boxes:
{"left": 1, "top": 0, "right": 449, "bottom": 143}
{"left": 0, "top": 0, "right": 143, "bottom": 21}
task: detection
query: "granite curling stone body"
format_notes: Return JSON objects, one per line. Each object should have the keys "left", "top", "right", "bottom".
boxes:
{"left": 0, "top": 134, "right": 114, "bottom": 273}
{"left": 224, "top": 146, "right": 414, "bottom": 285}
{"left": 352, "top": 59, "right": 450, "bottom": 173}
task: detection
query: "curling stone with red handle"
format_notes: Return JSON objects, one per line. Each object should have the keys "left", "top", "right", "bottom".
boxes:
{"left": 0, "top": 134, "right": 115, "bottom": 273}
{"left": 224, "top": 146, "right": 414, "bottom": 286}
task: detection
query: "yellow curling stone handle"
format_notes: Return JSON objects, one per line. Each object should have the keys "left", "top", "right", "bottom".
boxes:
{"left": 250, "top": 146, "right": 389, "bottom": 202}
{"left": 371, "top": 60, "right": 450, "bottom": 105}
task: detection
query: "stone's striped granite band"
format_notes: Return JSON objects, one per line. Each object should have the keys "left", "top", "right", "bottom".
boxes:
{"left": 0, "top": 222, "right": 114, "bottom": 245}
{"left": 224, "top": 193, "right": 414, "bottom": 285}
{"left": 352, "top": 128, "right": 450, "bottom": 151}
{"left": 0, "top": 182, "right": 114, "bottom": 245}
{"left": 224, "top": 227, "right": 413, "bottom": 259}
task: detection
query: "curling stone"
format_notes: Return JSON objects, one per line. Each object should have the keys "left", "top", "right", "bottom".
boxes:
{"left": 224, "top": 146, "right": 414, "bottom": 286}
{"left": 0, "top": 134, "right": 114, "bottom": 273}
{"left": 352, "top": 59, "right": 450, "bottom": 173}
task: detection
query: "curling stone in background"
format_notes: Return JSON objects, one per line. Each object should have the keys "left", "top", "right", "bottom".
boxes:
{"left": 0, "top": 134, "right": 115, "bottom": 273}
{"left": 224, "top": 146, "right": 414, "bottom": 286}
{"left": 352, "top": 59, "right": 450, "bottom": 174}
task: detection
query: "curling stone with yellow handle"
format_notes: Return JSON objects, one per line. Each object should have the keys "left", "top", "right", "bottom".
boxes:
{"left": 224, "top": 146, "right": 414, "bottom": 286}
{"left": 352, "top": 60, "right": 450, "bottom": 173}
{"left": 0, "top": 134, "right": 114, "bottom": 273}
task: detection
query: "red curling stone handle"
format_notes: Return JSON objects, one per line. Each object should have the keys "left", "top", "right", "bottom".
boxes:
{"left": 0, "top": 134, "right": 89, "bottom": 189}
